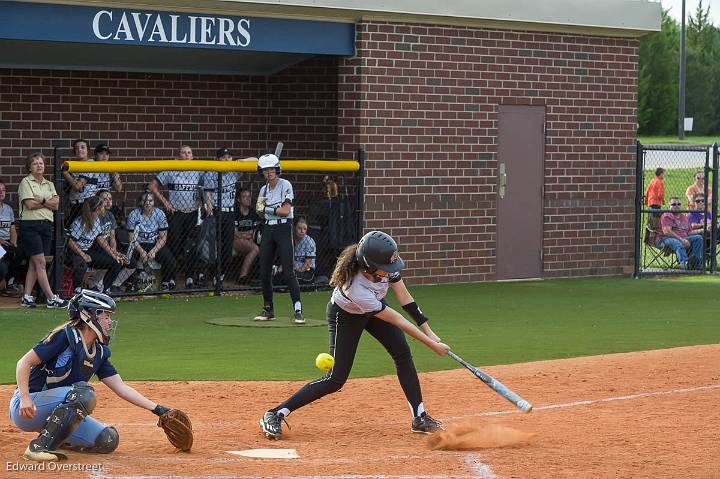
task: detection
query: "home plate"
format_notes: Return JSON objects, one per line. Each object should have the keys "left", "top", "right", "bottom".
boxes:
{"left": 226, "top": 448, "right": 299, "bottom": 459}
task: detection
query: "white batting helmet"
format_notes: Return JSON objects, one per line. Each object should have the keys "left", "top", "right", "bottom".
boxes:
{"left": 257, "top": 154, "right": 281, "bottom": 175}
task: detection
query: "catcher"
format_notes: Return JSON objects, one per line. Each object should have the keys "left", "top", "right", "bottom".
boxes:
{"left": 9, "top": 289, "right": 193, "bottom": 462}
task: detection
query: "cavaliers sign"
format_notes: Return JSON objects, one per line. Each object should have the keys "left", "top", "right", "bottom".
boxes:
{"left": 0, "top": 0, "right": 354, "bottom": 55}
{"left": 91, "top": 10, "right": 252, "bottom": 47}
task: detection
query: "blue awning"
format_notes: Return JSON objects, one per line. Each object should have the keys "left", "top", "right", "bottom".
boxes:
{"left": 0, "top": 1, "right": 355, "bottom": 74}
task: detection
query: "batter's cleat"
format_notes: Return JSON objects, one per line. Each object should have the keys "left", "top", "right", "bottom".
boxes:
{"left": 254, "top": 308, "right": 275, "bottom": 321}
{"left": 23, "top": 445, "right": 67, "bottom": 462}
{"left": 411, "top": 413, "right": 443, "bottom": 434}
{"left": 260, "top": 411, "right": 287, "bottom": 439}
{"left": 293, "top": 311, "right": 306, "bottom": 324}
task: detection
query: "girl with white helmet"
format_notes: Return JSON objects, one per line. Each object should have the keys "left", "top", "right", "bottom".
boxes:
{"left": 254, "top": 153, "right": 305, "bottom": 324}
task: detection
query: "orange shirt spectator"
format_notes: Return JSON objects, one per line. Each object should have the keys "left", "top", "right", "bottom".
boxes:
{"left": 685, "top": 171, "right": 711, "bottom": 208}
{"left": 644, "top": 168, "right": 665, "bottom": 207}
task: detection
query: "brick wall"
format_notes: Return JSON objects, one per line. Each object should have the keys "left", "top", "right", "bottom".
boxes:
{"left": 0, "top": 21, "right": 640, "bottom": 283}
{"left": 0, "top": 57, "right": 340, "bottom": 216}
{"left": 337, "top": 21, "right": 638, "bottom": 283}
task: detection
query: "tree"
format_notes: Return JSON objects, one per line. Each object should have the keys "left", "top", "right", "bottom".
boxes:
{"left": 638, "top": 10, "right": 679, "bottom": 135}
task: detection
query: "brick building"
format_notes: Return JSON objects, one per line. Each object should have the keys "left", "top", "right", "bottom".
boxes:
{"left": 0, "top": 0, "right": 660, "bottom": 283}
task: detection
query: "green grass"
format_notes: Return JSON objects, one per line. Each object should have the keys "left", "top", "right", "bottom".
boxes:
{"left": 639, "top": 135, "right": 718, "bottom": 145}
{"left": 1, "top": 277, "right": 719, "bottom": 384}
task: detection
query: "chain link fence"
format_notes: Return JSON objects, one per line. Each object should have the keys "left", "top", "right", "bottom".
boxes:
{"left": 635, "top": 142, "right": 720, "bottom": 276}
{"left": 44, "top": 151, "right": 364, "bottom": 299}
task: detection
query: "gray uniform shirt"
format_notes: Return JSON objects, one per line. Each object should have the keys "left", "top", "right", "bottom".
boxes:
{"left": 0, "top": 203, "right": 14, "bottom": 242}
{"left": 70, "top": 216, "right": 103, "bottom": 252}
{"left": 203, "top": 171, "right": 241, "bottom": 209}
{"left": 330, "top": 271, "right": 401, "bottom": 315}
{"left": 156, "top": 171, "right": 204, "bottom": 211}
{"left": 259, "top": 178, "right": 294, "bottom": 221}
{"left": 76, "top": 172, "right": 112, "bottom": 203}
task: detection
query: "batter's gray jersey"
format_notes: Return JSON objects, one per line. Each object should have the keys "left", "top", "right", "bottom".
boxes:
{"left": 156, "top": 171, "right": 204, "bottom": 212}
{"left": 330, "top": 271, "right": 401, "bottom": 315}
{"left": 259, "top": 178, "right": 294, "bottom": 221}
{"left": 0, "top": 203, "right": 14, "bottom": 242}
{"left": 203, "top": 171, "right": 241, "bottom": 209}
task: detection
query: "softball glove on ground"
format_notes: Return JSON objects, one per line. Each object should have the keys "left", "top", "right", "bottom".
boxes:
{"left": 154, "top": 406, "right": 193, "bottom": 451}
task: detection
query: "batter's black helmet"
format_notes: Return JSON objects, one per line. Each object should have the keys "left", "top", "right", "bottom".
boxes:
{"left": 68, "top": 289, "right": 117, "bottom": 344}
{"left": 356, "top": 231, "right": 405, "bottom": 274}
{"left": 257, "top": 153, "right": 281, "bottom": 175}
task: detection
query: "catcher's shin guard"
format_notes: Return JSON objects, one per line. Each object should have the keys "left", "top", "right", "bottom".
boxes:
{"left": 62, "top": 426, "right": 119, "bottom": 454}
{"left": 27, "top": 383, "right": 96, "bottom": 457}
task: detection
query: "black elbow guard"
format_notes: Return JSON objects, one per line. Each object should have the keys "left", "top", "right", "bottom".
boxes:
{"left": 402, "top": 301, "right": 428, "bottom": 326}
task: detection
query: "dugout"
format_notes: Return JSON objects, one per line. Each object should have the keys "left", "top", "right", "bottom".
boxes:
{"left": 0, "top": 0, "right": 660, "bottom": 285}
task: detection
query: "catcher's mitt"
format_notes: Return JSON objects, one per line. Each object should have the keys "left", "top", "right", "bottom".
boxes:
{"left": 157, "top": 408, "right": 193, "bottom": 451}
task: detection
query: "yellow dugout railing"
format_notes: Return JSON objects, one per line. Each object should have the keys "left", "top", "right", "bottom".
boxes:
{"left": 62, "top": 159, "right": 361, "bottom": 173}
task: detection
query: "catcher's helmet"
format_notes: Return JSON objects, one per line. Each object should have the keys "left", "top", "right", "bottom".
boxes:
{"left": 68, "top": 289, "right": 117, "bottom": 344}
{"left": 356, "top": 231, "right": 405, "bottom": 274}
{"left": 257, "top": 153, "right": 281, "bottom": 175}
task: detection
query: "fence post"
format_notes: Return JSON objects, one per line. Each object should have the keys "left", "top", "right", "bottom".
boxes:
{"left": 633, "top": 140, "right": 643, "bottom": 278}
{"left": 53, "top": 146, "right": 64, "bottom": 293}
{"left": 711, "top": 143, "right": 719, "bottom": 273}
{"left": 215, "top": 171, "right": 223, "bottom": 296}
{"left": 356, "top": 147, "right": 365, "bottom": 241}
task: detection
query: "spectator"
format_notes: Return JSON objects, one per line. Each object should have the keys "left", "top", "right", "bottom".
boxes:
{"left": 150, "top": 144, "right": 204, "bottom": 288}
{"left": 67, "top": 196, "right": 125, "bottom": 294}
{"left": 232, "top": 188, "right": 260, "bottom": 283}
{"left": 126, "top": 192, "right": 177, "bottom": 290}
{"left": 644, "top": 167, "right": 665, "bottom": 210}
{"left": 63, "top": 139, "right": 91, "bottom": 226}
{"left": 688, "top": 193, "right": 717, "bottom": 237}
{"left": 656, "top": 196, "right": 704, "bottom": 270}
{"left": 274, "top": 217, "right": 316, "bottom": 284}
{"left": 17, "top": 152, "right": 67, "bottom": 308}
{"left": 75, "top": 144, "right": 122, "bottom": 205}
{"left": 96, "top": 190, "right": 121, "bottom": 253}
{"left": 202, "top": 148, "right": 256, "bottom": 286}
{"left": 685, "top": 170, "right": 711, "bottom": 209}
{"left": 0, "top": 179, "right": 20, "bottom": 292}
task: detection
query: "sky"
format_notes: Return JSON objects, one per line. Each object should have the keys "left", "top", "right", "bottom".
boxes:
{"left": 661, "top": 0, "right": 720, "bottom": 26}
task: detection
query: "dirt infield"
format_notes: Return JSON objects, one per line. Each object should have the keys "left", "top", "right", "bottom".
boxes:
{"left": 2, "top": 344, "right": 718, "bottom": 479}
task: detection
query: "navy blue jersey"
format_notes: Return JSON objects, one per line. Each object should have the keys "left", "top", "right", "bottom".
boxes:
{"left": 28, "top": 325, "right": 117, "bottom": 393}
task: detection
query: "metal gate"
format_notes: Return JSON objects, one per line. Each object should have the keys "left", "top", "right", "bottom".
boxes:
{"left": 635, "top": 142, "right": 719, "bottom": 277}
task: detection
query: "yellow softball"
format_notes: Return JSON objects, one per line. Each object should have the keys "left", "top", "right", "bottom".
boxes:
{"left": 315, "top": 353, "right": 335, "bottom": 372}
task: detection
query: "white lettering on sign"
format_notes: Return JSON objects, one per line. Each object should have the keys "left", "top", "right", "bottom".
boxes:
{"left": 92, "top": 10, "right": 252, "bottom": 47}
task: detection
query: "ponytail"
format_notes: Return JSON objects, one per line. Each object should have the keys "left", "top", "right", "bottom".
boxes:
{"left": 330, "top": 243, "right": 360, "bottom": 288}
{"left": 43, "top": 319, "right": 82, "bottom": 344}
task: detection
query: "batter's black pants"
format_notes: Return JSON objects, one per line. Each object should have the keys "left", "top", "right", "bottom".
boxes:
{"left": 259, "top": 222, "right": 300, "bottom": 309}
{"left": 271, "top": 302, "right": 423, "bottom": 416}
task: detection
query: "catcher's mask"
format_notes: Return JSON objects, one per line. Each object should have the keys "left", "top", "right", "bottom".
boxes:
{"left": 356, "top": 231, "right": 405, "bottom": 278}
{"left": 257, "top": 153, "right": 281, "bottom": 176}
{"left": 68, "top": 289, "right": 118, "bottom": 344}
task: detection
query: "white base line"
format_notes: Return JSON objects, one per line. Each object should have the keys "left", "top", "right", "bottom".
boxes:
{"left": 447, "top": 383, "right": 720, "bottom": 420}
{"left": 464, "top": 454, "right": 497, "bottom": 479}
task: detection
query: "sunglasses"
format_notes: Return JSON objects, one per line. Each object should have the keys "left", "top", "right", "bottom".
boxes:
{"left": 695, "top": 199, "right": 705, "bottom": 203}
{"left": 669, "top": 203, "right": 682, "bottom": 206}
